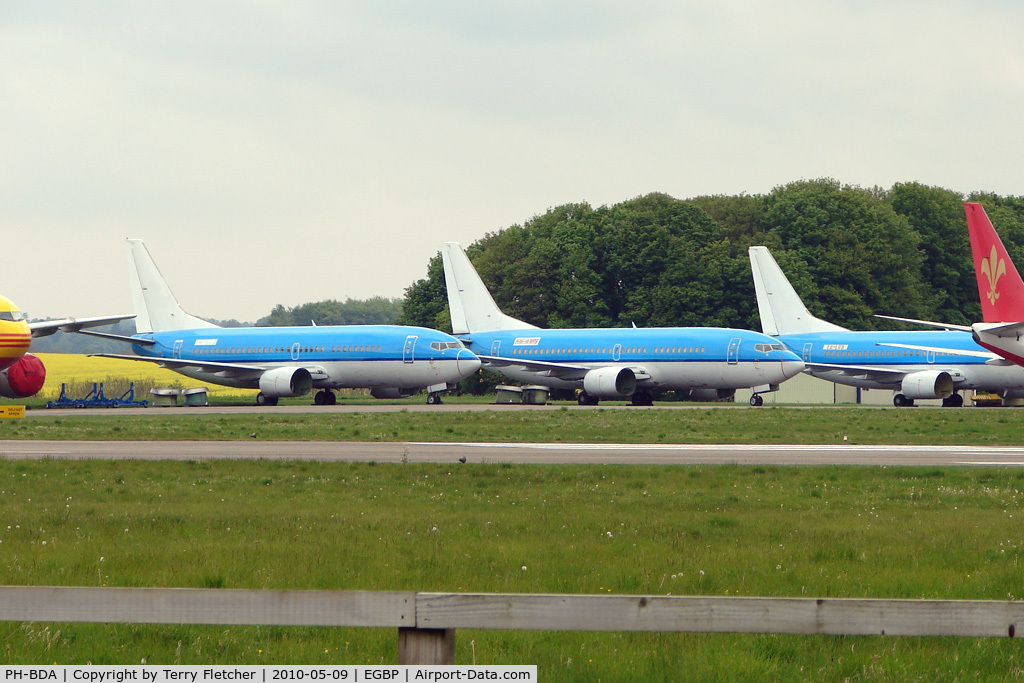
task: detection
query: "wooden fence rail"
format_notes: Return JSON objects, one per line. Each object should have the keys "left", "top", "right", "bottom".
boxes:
{"left": 0, "top": 586, "right": 1020, "bottom": 664}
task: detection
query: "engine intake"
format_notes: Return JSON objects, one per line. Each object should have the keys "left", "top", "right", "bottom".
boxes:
{"left": 900, "top": 370, "right": 954, "bottom": 400}
{"left": 582, "top": 367, "right": 636, "bottom": 398}
{"left": 370, "top": 387, "right": 420, "bottom": 399}
{"left": 258, "top": 367, "right": 313, "bottom": 398}
{"left": 0, "top": 354, "right": 46, "bottom": 399}
{"left": 685, "top": 388, "right": 736, "bottom": 402}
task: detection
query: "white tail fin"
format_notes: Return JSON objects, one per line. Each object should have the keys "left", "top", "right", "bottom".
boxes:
{"left": 127, "top": 239, "right": 218, "bottom": 333}
{"left": 748, "top": 246, "right": 846, "bottom": 336}
{"left": 440, "top": 242, "right": 538, "bottom": 335}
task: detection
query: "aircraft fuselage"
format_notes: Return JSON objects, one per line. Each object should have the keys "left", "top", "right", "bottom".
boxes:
{"left": 777, "top": 329, "right": 1024, "bottom": 392}
{"left": 132, "top": 324, "right": 480, "bottom": 390}
{"left": 461, "top": 327, "right": 804, "bottom": 391}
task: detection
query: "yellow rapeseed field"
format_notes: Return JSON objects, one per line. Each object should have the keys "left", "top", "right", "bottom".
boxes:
{"left": 36, "top": 353, "right": 253, "bottom": 400}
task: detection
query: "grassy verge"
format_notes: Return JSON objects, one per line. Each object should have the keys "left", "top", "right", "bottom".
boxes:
{"left": 5, "top": 405, "right": 1024, "bottom": 444}
{"left": 1, "top": 459, "right": 1021, "bottom": 678}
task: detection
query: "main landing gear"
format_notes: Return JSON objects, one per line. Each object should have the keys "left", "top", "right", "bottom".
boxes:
{"left": 314, "top": 390, "right": 337, "bottom": 406}
{"left": 256, "top": 393, "right": 279, "bottom": 406}
{"left": 749, "top": 394, "right": 764, "bottom": 407}
{"left": 577, "top": 391, "right": 599, "bottom": 406}
{"left": 894, "top": 392, "right": 965, "bottom": 407}
{"left": 426, "top": 392, "right": 443, "bottom": 405}
{"left": 630, "top": 392, "right": 655, "bottom": 406}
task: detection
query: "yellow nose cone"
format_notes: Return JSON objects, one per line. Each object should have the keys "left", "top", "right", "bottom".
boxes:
{"left": 0, "top": 293, "right": 31, "bottom": 371}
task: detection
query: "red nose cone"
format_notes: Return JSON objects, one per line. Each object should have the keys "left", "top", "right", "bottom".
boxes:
{"left": 3, "top": 353, "right": 46, "bottom": 398}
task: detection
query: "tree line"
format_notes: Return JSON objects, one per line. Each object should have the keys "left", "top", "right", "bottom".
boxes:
{"left": 38, "top": 179, "right": 1024, "bottom": 356}
{"left": 400, "top": 179, "right": 1024, "bottom": 333}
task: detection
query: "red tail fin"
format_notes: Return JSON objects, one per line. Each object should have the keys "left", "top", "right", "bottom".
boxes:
{"left": 965, "top": 202, "right": 1024, "bottom": 322}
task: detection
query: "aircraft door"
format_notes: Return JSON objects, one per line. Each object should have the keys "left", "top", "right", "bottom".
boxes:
{"left": 927, "top": 349, "right": 935, "bottom": 363}
{"left": 612, "top": 343, "right": 622, "bottom": 361}
{"left": 727, "top": 337, "right": 741, "bottom": 365}
{"left": 173, "top": 340, "right": 183, "bottom": 359}
{"left": 802, "top": 343, "right": 813, "bottom": 363}
{"left": 404, "top": 335, "right": 417, "bottom": 363}
{"left": 490, "top": 340, "right": 501, "bottom": 356}
{"left": 291, "top": 342, "right": 300, "bottom": 361}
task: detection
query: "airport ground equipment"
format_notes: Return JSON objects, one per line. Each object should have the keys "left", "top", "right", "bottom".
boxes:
{"left": 46, "top": 382, "right": 149, "bottom": 408}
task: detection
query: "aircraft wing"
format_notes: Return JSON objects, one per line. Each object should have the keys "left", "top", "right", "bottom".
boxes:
{"left": 76, "top": 330, "right": 157, "bottom": 345}
{"left": 30, "top": 314, "right": 136, "bottom": 338}
{"left": 874, "top": 315, "right": 972, "bottom": 332}
{"left": 480, "top": 355, "right": 652, "bottom": 383}
{"left": 88, "top": 353, "right": 266, "bottom": 379}
{"left": 975, "top": 321, "right": 1024, "bottom": 338}
{"left": 873, "top": 342, "right": 1007, "bottom": 362}
{"left": 805, "top": 361, "right": 908, "bottom": 379}
{"left": 480, "top": 355, "right": 591, "bottom": 381}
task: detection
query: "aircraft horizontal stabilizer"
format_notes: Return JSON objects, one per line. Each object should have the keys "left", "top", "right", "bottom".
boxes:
{"left": 77, "top": 330, "right": 157, "bottom": 345}
{"left": 874, "top": 314, "right": 972, "bottom": 333}
{"left": 976, "top": 321, "right": 1024, "bottom": 338}
{"left": 30, "top": 314, "right": 136, "bottom": 338}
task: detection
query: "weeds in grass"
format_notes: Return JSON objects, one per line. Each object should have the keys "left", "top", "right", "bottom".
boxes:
{"left": 1, "top": 460, "right": 1022, "bottom": 677}
{"left": 11, "top": 407, "right": 1024, "bottom": 445}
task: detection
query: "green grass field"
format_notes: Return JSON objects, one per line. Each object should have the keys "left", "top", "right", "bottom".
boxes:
{"left": 6, "top": 404, "right": 1024, "bottom": 445}
{"left": 1, "top": 459, "right": 1023, "bottom": 679}
{"left": 5, "top": 363, "right": 1024, "bottom": 678}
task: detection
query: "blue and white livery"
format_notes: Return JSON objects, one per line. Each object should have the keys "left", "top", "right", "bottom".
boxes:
{"left": 87, "top": 240, "right": 481, "bottom": 405}
{"left": 749, "top": 246, "right": 1024, "bottom": 407}
{"left": 441, "top": 242, "right": 804, "bottom": 406}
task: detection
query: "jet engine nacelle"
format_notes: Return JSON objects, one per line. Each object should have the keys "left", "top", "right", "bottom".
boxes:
{"left": 369, "top": 387, "right": 420, "bottom": 399}
{"left": 685, "top": 388, "right": 736, "bottom": 402}
{"left": 900, "top": 370, "right": 954, "bottom": 400}
{"left": 0, "top": 353, "right": 46, "bottom": 399}
{"left": 582, "top": 367, "right": 636, "bottom": 398}
{"left": 258, "top": 367, "right": 313, "bottom": 398}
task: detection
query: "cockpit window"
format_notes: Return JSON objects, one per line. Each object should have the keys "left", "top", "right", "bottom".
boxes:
{"left": 754, "top": 343, "right": 786, "bottom": 353}
{"left": 430, "top": 341, "right": 465, "bottom": 351}
{"left": 0, "top": 311, "right": 24, "bottom": 322}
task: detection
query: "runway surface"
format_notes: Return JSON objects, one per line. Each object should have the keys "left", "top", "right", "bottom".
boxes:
{"left": 2, "top": 440, "right": 1024, "bottom": 466}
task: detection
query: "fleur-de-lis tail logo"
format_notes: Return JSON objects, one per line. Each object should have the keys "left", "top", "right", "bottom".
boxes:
{"left": 981, "top": 245, "right": 1006, "bottom": 306}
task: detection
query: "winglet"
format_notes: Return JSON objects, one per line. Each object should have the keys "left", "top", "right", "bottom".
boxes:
{"left": 965, "top": 203, "right": 1024, "bottom": 323}
{"left": 440, "top": 243, "right": 537, "bottom": 335}
{"left": 126, "top": 239, "right": 218, "bottom": 333}
{"left": 748, "top": 246, "right": 847, "bottom": 336}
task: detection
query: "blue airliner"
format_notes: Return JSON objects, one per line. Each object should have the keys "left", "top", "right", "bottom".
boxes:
{"left": 749, "top": 246, "right": 1024, "bottom": 407}
{"left": 86, "top": 240, "right": 481, "bottom": 405}
{"left": 441, "top": 242, "right": 804, "bottom": 406}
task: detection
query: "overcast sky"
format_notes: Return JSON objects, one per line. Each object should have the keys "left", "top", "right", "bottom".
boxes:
{"left": 3, "top": 1, "right": 1023, "bottom": 323}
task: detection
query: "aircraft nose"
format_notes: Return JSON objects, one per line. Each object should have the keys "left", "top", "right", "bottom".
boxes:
{"left": 781, "top": 351, "right": 805, "bottom": 379}
{"left": 457, "top": 348, "right": 482, "bottom": 377}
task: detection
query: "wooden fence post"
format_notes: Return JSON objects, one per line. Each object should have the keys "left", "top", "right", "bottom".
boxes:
{"left": 398, "top": 627, "right": 455, "bottom": 665}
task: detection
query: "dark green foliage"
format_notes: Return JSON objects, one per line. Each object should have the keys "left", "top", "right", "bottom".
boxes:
{"left": 759, "top": 179, "right": 930, "bottom": 328}
{"left": 397, "top": 254, "right": 450, "bottom": 332}
{"left": 888, "top": 182, "right": 977, "bottom": 324}
{"left": 401, "top": 179, "right": 1024, "bottom": 334}
{"left": 262, "top": 297, "right": 402, "bottom": 327}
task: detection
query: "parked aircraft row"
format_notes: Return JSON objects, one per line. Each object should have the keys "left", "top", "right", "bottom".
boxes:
{"left": 442, "top": 203, "right": 1024, "bottom": 408}
{"left": 4, "top": 202, "right": 1024, "bottom": 407}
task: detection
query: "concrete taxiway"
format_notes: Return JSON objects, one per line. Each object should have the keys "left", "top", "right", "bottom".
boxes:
{"left": 1, "top": 440, "right": 1023, "bottom": 466}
